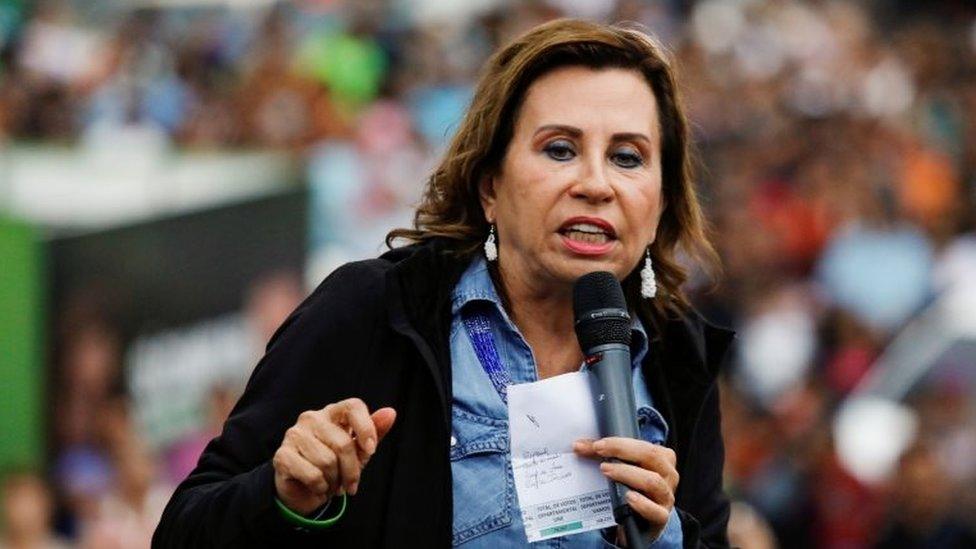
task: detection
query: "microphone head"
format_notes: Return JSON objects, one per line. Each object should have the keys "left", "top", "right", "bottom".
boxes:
{"left": 573, "top": 271, "right": 631, "bottom": 350}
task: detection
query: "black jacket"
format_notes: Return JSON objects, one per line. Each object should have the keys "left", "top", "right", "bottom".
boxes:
{"left": 152, "top": 239, "right": 736, "bottom": 548}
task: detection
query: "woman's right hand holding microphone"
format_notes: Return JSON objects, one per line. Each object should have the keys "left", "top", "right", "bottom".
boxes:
{"left": 273, "top": 398, "right": 397, "bottom": 515}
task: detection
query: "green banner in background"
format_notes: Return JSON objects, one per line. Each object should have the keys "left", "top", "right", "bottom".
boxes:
{"left": 0, "top": 216, "right": 44, "bottom": 470}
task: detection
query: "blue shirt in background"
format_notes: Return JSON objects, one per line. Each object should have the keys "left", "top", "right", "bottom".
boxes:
{"left": 448, "top": 257, "right": 683, "bottom": 547}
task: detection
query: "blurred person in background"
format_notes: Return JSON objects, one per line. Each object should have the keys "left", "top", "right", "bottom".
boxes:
{"left": 874, "top": 443, "right": 976, "bottom": 549}
{"left": 726, "top": 501, "right": 776, "bottom": 549}
{"left": 0, "top": 471, "right": 69, "bottom": 549}
{"left": 244, "top": 270, "right": 307, "bottom": 347}
{"left": 79, "top": 396, "right": 171, "bottom": 549}
{"left": 164, "top": 385, "right": 238, "bottom": 486}
{"left": 49, "top": 303, "right": 124, "bottom": 540}
{"left": 154, "top": 18, "right": 735, "bottom": 548}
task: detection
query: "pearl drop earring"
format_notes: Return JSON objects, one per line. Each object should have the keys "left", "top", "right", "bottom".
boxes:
{"left": 484, "top": 224, "right": 497, "bottom": 262}
{"left": 641, "top": 248, "right": 656, "bottom": 299}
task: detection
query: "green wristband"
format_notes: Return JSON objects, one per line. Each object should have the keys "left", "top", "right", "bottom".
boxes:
{"left": 275, "top": 494, "right": 347, "bottom": 529}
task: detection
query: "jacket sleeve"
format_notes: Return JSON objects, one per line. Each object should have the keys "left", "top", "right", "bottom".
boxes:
{"left": 151, "top": 262, "right": 385, "bottom": 548}
{"left": 675, "top": 381, "right": 731, "bottom": 549}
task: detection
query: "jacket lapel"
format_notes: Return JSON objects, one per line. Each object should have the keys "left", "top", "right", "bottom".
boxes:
{"left": 641, "top": 309, "right": 735, "bottom": 473}
{"left": 382, "top": 240, "right": 468, "bottom": 428}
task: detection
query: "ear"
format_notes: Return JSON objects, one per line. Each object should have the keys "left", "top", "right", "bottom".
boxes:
{"left": 478, "top": 175, "right": 497, "bottom": 223}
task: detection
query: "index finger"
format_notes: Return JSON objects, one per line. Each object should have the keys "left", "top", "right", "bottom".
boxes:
{"left": 592, "top": 437, "right": 677, "bottom": 473}
{"left": 327, "top": 398, "right": 378, "bottom": 455}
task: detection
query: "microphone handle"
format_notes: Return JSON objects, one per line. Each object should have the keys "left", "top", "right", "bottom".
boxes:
{"left": 586, "top": 343, "right": 645, "bottom": 548}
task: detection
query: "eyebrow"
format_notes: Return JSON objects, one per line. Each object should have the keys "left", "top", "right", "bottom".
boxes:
{"left": 534, "top": 124, "right": 653, "bottom": 144}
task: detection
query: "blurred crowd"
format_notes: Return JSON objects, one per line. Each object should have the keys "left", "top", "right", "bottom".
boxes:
{"left": 3, "top": 0, "right": 976, "bottom": 548}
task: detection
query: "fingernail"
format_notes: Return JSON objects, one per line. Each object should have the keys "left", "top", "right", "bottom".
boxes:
{"left": 599, "top": 462, "right": 611, "bottom": 472}
{"left": 366, "top": 438, "right": 376, "bottom": 454}
{"left": 351, "top": 482, "right": 359, "bottom": 495}
{"left": 626, "top": 490, "right": 639, "bottom": 502}
{"left": 572, "top": 441, "right": 584, "bottom": 452}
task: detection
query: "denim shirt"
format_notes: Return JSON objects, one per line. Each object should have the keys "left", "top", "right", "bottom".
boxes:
{"left": 449, "top": 257, "right": 683, "bottom": 547}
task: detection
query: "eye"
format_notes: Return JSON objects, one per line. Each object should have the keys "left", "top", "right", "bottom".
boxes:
{"left": 610, "top": 146, "right": 644, "bottom": 169}
{"left": 543, "top": 139, "right": 576, "bottom": 162}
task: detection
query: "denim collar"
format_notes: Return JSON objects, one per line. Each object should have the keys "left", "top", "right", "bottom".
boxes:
{"left": 450, "top": 256, "right": 650, "bottom": 366}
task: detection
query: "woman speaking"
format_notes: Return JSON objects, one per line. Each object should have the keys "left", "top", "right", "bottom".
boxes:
{"left": 153, "top": 18, "right": 734, "bottom": 548}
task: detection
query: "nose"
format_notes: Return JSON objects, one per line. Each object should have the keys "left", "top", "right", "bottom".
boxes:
{"left": 569, "top": 155, "right": 615, "bottom": 204}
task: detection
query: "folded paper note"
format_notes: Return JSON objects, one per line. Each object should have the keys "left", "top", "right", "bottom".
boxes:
{"left": 507, "top": 371, "right": 616, "bottom": 542}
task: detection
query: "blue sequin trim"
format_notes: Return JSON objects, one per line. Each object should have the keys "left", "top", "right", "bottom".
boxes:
{"left": 461, "top": 304, "right": 512, "bottom": 404}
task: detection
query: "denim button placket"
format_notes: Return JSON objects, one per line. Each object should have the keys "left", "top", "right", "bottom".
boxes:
{"left": 450, "top": 409, "right": 513, "bottom": 545}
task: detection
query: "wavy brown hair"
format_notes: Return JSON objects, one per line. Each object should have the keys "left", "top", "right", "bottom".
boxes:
{"left": 387, "top": 18, "right": 719, "bottom": 324}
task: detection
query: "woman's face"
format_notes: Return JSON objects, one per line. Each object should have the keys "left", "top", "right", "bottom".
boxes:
{"left": 481, "top": 66, "right": 665, "bottom": 294}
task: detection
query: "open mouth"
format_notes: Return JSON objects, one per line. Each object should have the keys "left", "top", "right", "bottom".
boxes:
{"left": 558, "top": 220, "right": 617, "bottom": 245}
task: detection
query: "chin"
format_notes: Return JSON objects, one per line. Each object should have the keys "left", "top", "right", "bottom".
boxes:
{"left": 561, "top": 257, "right": 626, "bottom": 280}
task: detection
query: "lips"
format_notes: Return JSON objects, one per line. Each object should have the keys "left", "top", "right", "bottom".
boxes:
{"left": 557, "top": 217, "right": 617, "bottom": 245}
{"left": 557, "top": 217, "right": 618, "bottom": 255}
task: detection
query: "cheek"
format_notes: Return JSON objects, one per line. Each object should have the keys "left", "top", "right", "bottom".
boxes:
{"left": 503, "top": 185, "right": 553, "bottom": 240}
{"left": 499, "top": 164, "right": 562, "bottom": 220}
{"left": 627, "top": 183, "right": 664, "bottom": 236}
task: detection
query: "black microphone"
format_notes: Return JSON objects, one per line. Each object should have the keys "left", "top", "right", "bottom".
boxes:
{"left": 573, "top": 271, "right": 645, "bottom": 547}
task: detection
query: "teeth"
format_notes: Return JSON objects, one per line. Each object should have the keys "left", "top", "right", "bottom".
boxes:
{"left": 565, "top": 223, "right": 607, "bottom": 234}
{"left": 565, "top": 230, "right": 609, "bottom": 244}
